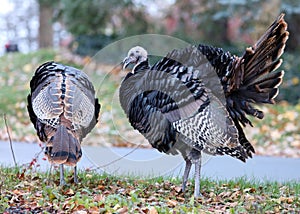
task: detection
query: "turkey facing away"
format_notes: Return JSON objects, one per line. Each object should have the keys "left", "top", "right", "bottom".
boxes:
{"left": 27, "top": 62, "right": 100, "bottom": 185}
{"left": 120, "top": 14, "right": 289, "bottom": 197}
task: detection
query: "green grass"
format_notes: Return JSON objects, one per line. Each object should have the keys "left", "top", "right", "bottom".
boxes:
{"left": 0, "top": 165, "right": 299, "bottom": 213}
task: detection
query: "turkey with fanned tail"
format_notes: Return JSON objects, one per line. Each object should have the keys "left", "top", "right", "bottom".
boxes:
{"left": 119, "top": 14, "right": 288, "bottom": 197}
{"left": 27, "top": 62, "right": 101, "bottom": 185}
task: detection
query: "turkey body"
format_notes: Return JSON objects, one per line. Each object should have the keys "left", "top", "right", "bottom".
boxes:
{"left": 27, "top": 61, "right": 100, "bottom": 185}
{"left": 120, "top": 14, "right": 289, "bottom": 197}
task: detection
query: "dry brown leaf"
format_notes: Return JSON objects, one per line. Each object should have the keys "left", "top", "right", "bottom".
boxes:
{"left": 243, "top": 188, "right": 256, "bottom": 193}
{"left": 230, "top": 190, "right": 241, "bottom": 200}
{"left": 65, "top": 188, "right": 74, "bottom": 196}
{"left": 88, "top": 207, "right": 99, "bottom": 214}
{"left": 177, "top": 196, "right": 185, "bottom": 202}
{"left": 219, "top": 191, "right": 232, "bottom": 198}
{"left": 116, "top": 206, "right": 128, "bottom": 214}
{"left": 149, "top": 207, "right": 158, "bottom": 214}
{"left": 245, "top": 193, "right": 255, "bottom": 201}
{"left": 12, "top": 189, "right": 22, "bottom": 195}
{"left": 274, "top": 206, "right": 280, "bottom": 213}
{"left": 287, "top": 197, "right": 294, "bottom": 204}
{"left": 146, "top": 196, "right": 156, "bottom": 202}
{"left": 174, "top": 186, "right": 182, "bottom": 193}
{"left": 97, "top": 185, "right": 106, "bottom": 191}
{"left": 113, "top": 204, "right": 121, "bottom": 210}
{"left": 73, "top": 210, "right": 87, "bottom": 214}
{"left": 227, "top": 201, "right": 238, "bottom": 207}
{"left": 167, "top": 199, "right": 178, "bottom": 207}
{"left": 93, "top": 194, "right": 104, "bottom": 202}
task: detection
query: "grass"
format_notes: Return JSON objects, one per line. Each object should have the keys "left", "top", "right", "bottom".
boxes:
{"left": 0, "top": 165, "right": 299, "bottom": 213}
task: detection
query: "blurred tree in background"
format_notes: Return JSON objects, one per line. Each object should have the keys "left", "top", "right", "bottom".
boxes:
{"left": 3, "top": 0, "right": 300, "bottom": 54}
{"left": 50, "top": 0, "right": 300, "bottom": 53}
{"left": 161, "top": 0, "right": 300, "bottom": 103}
{"left": 163, "top": 0, "right": 283, "bottom": 48}
{"left": 38, "top": 0, "right": 59, "bottom": 48}
{"left": 55, "top": 0, "right": 154, "bottom": 55}
{"left": 51, "top": 0, "right": 300, "bottom": 102}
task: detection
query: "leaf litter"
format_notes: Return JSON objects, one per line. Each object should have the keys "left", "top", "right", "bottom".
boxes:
{"left": 1, "top": 166, "right": 299, "bottom": 213}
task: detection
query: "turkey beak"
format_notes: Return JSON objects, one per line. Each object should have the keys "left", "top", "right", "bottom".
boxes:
{"left": 122, "top": 56, "right": 135, "bottom": 70}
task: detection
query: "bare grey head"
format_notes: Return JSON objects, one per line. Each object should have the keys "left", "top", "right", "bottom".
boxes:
{"left": 122, "top": 46, "right": 148, "bottom": 71}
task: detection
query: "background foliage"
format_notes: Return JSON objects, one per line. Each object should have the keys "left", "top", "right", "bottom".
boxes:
{"left": 47, "top": 0, "right": 300, "bottom": 102}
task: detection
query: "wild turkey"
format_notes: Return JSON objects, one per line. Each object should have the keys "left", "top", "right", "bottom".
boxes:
{"left": 27, "top": 62, "right": 100, "bottom": 185}
{"left": 120, "top": 14, "right": 289, "bottom": 197}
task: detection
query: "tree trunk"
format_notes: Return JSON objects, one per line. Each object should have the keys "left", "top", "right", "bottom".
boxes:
{"left": 38, "top": 3, "right": 53, "bottom": 48}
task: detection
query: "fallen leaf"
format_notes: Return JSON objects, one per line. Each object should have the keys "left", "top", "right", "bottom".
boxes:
{"left": 219, "top": 191, "right": 232, "bottom": 198}
{"left": 177, "top": 196, "right": 185, "bottom": 202}
{"left": 226, "top": 201, "right": 238, "bottom": 207}
{"left": 93, "top": 194, "right": 104, "bottom": 202}
{"left": 85, "top": 174, "right": 92, "bottom": 178}
{"left": 174, "top": 186, "right": 182, "bottom": 193}
{"left": 65, "top": 188, "right": 74, "bottom": 196}
{"left": 167, "top": 199, "right": 178, "bottom": 207}
{"left": 75, "top": 205, "right": 86, "bottom": 211}
{"left": 149, "top": 207, "right": 158, "bottom": 214}
{"left": 287, "top": 197, "right": 294, "bottom": 204}
{"left": 88, "top": 206, "right": 99, "bottom": 214}
{"left": 274, "top": 206, "right": 280, "bottom": 213}
{"left": 116, "top": 206, "right": 128, "bottom": 214}
{"left": 73, "top": 211, "right": 87, "bottom": 214}
{"left": 113, "top": 204, "right": 121, "bottom": 210}
{"left": 146, "top": 196, "right": 156, "bottom": 202}
{"left": 97, "top": 185, "right": 105, "bottom": 191}
{"left": 229, "top": 190, "right": 241, "bottom": 201}
{"left": 23, "top": 64, "right": 33, "bottom": 73}
{"left": 243, "top": 188, "right": 256, "bottom": 193}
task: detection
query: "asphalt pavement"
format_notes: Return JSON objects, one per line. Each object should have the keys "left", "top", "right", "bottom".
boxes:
{"left": 0, "top": 141, "right": 299, "bottom": 182}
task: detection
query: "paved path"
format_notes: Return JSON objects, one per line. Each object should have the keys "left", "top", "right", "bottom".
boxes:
{"left": 1, "top": 141, "right": 299, "bottom": 182}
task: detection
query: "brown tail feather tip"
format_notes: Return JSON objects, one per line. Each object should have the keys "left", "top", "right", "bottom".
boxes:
{"left": 256, "top": 70, "right": 285, "bottom": 88}
{"left": 279, "top": 14, "right": 289, "bottom": 43}
{"left": 46, "top": 125, "right": 81, "bottom": 166}
{"left": 271, "top": 71, "right": 285, "bottom": 101}
{"left": 277, "top": 34, "right": 289, "bottom": 57}
{"left": 277, "top": 13, "right": 287, "bottom": 28}
{"left": 254, "top": 13, "right": 288, "bottom": 49}
{"left": 266, "top": 70, "right": 285, "bottom": 89}
{"left": 48, "top": 151, "right": 69, "bottom": 164}
{"left": 274, "top": 70, "right": 285, "bottom": 88}
{"left": 47, "top": 147, "right": 80, "bottom": 166}
{"left": 273, "top": 59, "right": 283, "bottom": 73}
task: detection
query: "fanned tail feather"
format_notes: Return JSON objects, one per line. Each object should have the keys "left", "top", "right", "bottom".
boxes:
{"left": 225, "top": 14, "right": 289, "bottom": 126}
{"left": 198, "top": 14, "right": 288, "bottom": 157}
{"left": 45, "top": 125, "right": 82, "bottom": 166}
{"left": 239, "top": 13, "right": 288, "bottom": 103}
{"left": 243, "top": 71, "right": 284, "bottom": 104}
